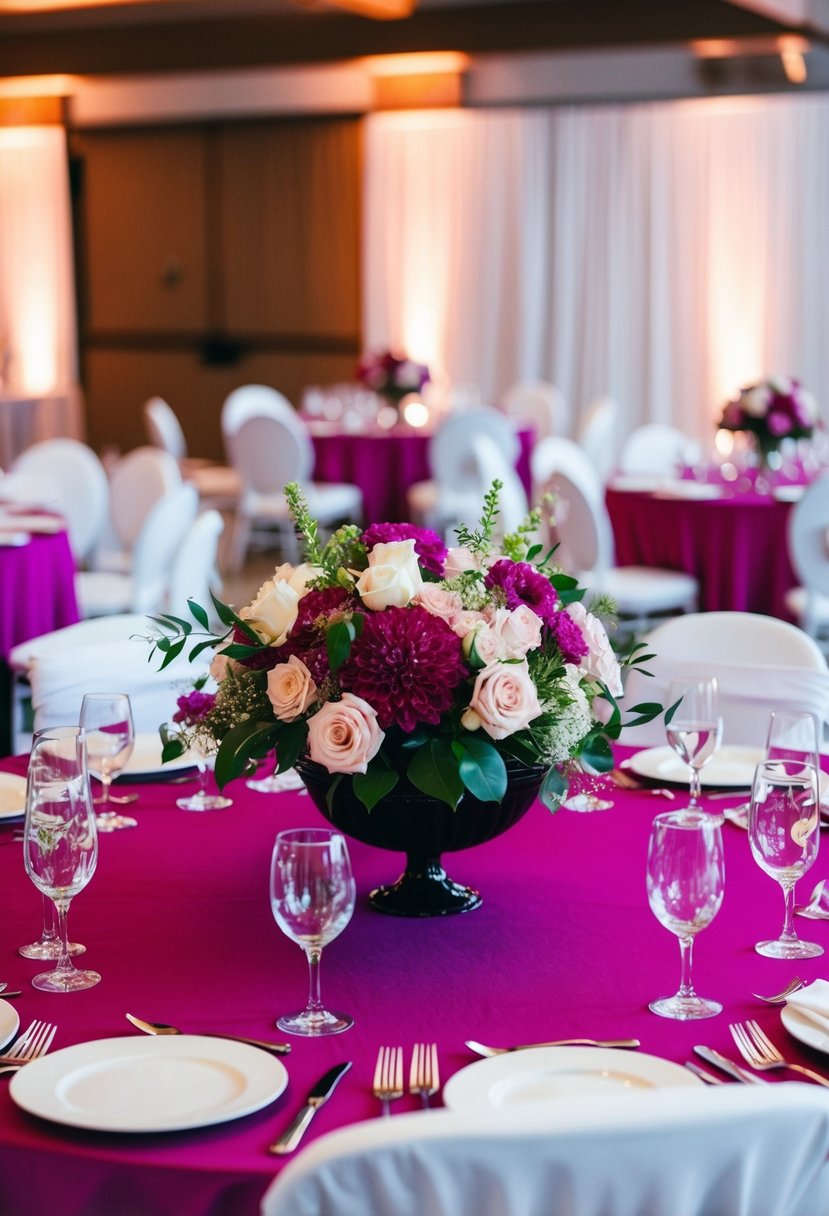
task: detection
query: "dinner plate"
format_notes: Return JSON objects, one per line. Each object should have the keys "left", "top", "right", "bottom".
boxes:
{"left": 780, "top": 1005, "right": 829, "bottom": 1055}
{"left": 118, "top": 732, "right": 201, "bottom": 779}
{"left": 0, "top": 773, "right": 26, "bottom": 819}
{"left": 442, "top": 1046, "right": 701, "bottom": 1111}
{"left": 0, "top": 1000, "right": 20, "bottom": 1051}
{"left": 9, "top": 1035, "right": 288, "bottom": 1133}
{"left": 772, "top": 484, "right": 805, "bottom": 503}
{"left": 627, "top": 744, "right": 764, "bottom": 788}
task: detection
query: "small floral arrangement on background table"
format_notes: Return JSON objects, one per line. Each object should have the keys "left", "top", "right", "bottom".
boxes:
{"left": 718, "top": 375, "right": 818, "bottom": 463}
{"left": 154, "top": 482, "right": 661, "bottom": 815}
{"left": 356, "top": 349, "right": 431, "bottom": 408}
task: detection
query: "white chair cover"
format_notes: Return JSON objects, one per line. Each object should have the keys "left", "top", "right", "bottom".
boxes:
{"left": 500, "top": 380, "right": 567, "bottom": 440}
{"left": 167, "top": 509, "right": 224, "bottom": 621}
{"left": 619, "top": 423, "right": 701, "bottom": 476}
{"left": 143, "top": 396, "right": 187, "bottom": 460}
{"left": 221, "top": 384, "right": 303, "bottom": 469}
{"left": 107, "top": 445, "right": 183, "bottom": 551}
{"left": 786, "top": 473, "right": 829, "bottom": 639}
{"left": 10, "top": 438, "right": 110, "bottom": 565}
{"left": 261, "top": 1085, "right": 829, "bottom": 1216}
{"left": 577, "top": 396, "right": 620, "bottom": 484}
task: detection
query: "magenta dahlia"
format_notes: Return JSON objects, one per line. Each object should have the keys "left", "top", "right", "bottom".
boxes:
{"left": 280, "top": 586, "right": 358, "bottom": 684}
{"left": 362, "top": 522, "right": 447, "bottom": 577}
{"left": 339, "top": 604, "right": 467, "bottom": 732}
{"left": 550, "top": 609, "right": 588, "bottom": 664}
{"left": 173, "top": 689, "right": 216, "bottom": 726}
{"left": 485, "top": 559, "right": 558, "bottom": 626}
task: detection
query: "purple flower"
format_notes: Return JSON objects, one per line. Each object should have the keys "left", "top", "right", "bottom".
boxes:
{"left": 173, "top": 689, "right": 216, "bottom": 726}
{"left": 362, "top": 522, "right": 447, "bottom": 577}
{"left": 485, "top": 559, "right": 558, "bottom": 626}
{"left": 280, "top": 586, "right": 358, "bottom": 684}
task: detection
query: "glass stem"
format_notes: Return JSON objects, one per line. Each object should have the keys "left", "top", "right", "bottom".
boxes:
{"left": 40, "top": 893, "right": 58, "bottom": 949}
{"left": 780, "top": 882, "right": 798, "bottom": 943}
{"left": 304, "top": 947, "right": 324, "bottom": 1013}
{"left": 688, "top": 767, "right": 701, "bottom": 808}
{"left": 677, "top": 935, "right": 696, "bottom": 998}
{"left": 53, "top": 899, "right": 75, "bottom": 978}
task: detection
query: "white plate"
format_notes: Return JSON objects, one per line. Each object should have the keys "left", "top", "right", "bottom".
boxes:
{"left": 119, "top": 732, "right": 201, "bottom": 779}
{"left": 0, "top": 1000, "right": 20, "bottom": 1051}
{"left": 780, "top": 1005, "right": 829, "bottom": 1055}
{"left": 627, "top": 745, "right": 764, "bottom": 788}
{"left": 608, "top": 475, "right": 669, "bottom": 494}
{"left": 0, "top": 773, "right": 26, "bottom": 819}
{"left": 0, "top": 513, "right": 65, "bottom": 534}
{"left": 773, "top": 485, "right": 805, "bottom": 503}
{"left": 9, "top": 1035, "right": 288, "bottom": 1133}
{"left": 652, "top": 481, "right": 723, "bottom": 501}
{"left": 442, "top": 1046, "right": 701, "bottom": 1111}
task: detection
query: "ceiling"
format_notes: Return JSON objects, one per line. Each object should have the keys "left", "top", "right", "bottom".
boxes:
{"left": 0, "top": 0, "right": 822, "bottom": 80}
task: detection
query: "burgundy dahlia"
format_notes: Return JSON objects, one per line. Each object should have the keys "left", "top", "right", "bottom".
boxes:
{"left": 339, "top": 604, "right": 467, "bottom": 732}
{"left": 485, "top": 559, "right": 558, "bottom": 626}
{"left": 362, "top": 522, "right": 447, "bottom": 578}
{"left": 173, "top": 689, "right": 216, "bottom": 726}
{"left": 280, "top": 586, "right": 358, "bottom": 684}
{"left": 231, "top": 624, "right": 280, "bottom": 671}
{"left": 550, "top": 609, "right": 588, "bottom": 664}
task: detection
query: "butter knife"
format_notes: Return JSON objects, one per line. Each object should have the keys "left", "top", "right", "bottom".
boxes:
{"left": 693, "top": 1045, "right": 768, "bottom": 1085}
{"left": 269, "top": 1061, "right": 352, "bottom": 1155}
{"left": 466, "top": 1037, "right": 640, "bottom": 1056}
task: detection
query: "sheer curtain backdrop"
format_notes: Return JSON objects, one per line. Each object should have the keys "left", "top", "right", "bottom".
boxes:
{"left": 363, "top": 94, "right": 829, "bottom": 449}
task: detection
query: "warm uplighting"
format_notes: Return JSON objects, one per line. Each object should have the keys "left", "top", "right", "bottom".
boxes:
{"left": 690, "top": 34, "right": 810, "bottom": 85}
{"left": 714, "top": 428, "right": 735, "bottom": 458}
{"left": 402, "top": 397, "right": 429, "bottom": 428}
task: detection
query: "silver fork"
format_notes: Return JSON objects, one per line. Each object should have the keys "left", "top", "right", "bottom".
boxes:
{"left": 0, "top": 1020, "right": 57, "bottom": 1075}
{"left": 751, "top": 977, "right": 806, "bottom": 1004}
{"left": 372, "top": 1045, "right": 403, "bottom": 1117}
{"left": 409, "top": 1042, "right": 440, "bottom": 1108}
{"left": 729, "top": 1019, "right": 829, "bottom": 1087}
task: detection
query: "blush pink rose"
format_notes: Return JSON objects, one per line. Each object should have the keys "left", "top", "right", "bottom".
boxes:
{"left": 443, "top": 546, "right": 479, "bottom": 578}
{"left": 566, "top": 601, "right": 623, "bottom": 697}
{"left": 461, "top": 660, "right": 542, "bottom": 740}
{"left": 307, "top": 692, "right": 384, "bottom": 774}
{"left": 415, "top": 584, "right": 464, "bottom": 625}
{"left": 490, "top": 605, "right": 543, "bottom": 659}
{"left": 461, "top": 621, "right": 504, "bottom": 667}
{"left": 452, "top": 609, "right": 487, "bottom": 641}
{"left": 266, "top": 655, "right": 318, "bottom": 723}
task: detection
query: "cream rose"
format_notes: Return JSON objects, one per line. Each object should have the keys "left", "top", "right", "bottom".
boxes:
{"left": 239, "top": 562, "right": 321, "bottom": 646}
{"left": 491, "top": 605, "right": 543, "bottom": 660}
{"left": 355, "top": 539, "right": 423, "bottom": 611}
{"left": 741, "top": 385, "right": 771, "bottom": 418}
{"left": 566, "top": 601, "right": 623, "bottom": 697}
{"left": 462, "top": 660, "right": 542, "bottom": 740}
{"left": 267, "top": 656, "right": 317, "bottom": 723}
{"left": 307, "top": 693, "right": 384, "bottom": 774}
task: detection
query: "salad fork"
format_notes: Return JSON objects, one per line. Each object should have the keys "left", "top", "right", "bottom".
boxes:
{"left": 409, "top": 1042, "right": 440, "bottom": 1108}
{"left": 751, "top": 977, "right": 805, "bottom": 1004}
{"left": 0, "top": 1020, "right": 57, "bottom": 1074}
{"left": 729, "top": 1019, "right": 829, "bottom": 1087}
{"left": 372, "top": 1045, "right": 403, "bottom": 1117}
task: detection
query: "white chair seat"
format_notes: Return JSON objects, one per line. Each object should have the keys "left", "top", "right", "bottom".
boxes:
{"left": 595, "top": 566, "right": 699, "bottom": 615}
{"left": 76, "top": 570, "right": 141, "bottom": 618}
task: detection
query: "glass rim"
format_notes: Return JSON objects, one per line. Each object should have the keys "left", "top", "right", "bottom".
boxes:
{"left": 650, "top": 808, "right": 722, "bottom": 831}
{"left": 274, "top": 827, "right": 346, "bottom": 846}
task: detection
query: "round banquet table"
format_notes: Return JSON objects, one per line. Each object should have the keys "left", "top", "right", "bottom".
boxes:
{"left": 308, "top": 423, "right": 534, "bottom": 524}
{"left": 0, "top": 528, "right": 79, "bottom": 661}
{"left": 606, "top": 483, "right": 798, "bottom": 619}
{"left": 1, "top": 746, "right": 829, "bottom": 1216}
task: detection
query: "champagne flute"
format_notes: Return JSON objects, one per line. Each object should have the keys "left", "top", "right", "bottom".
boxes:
{"left": 647, "top": 809, "right": 725, "bottom": 1019}
{"left": 79, "top": 693, "right": 137, "bottom": 831}
{"left": 748, "top": 757, "right": 822, "bottom": 959}
{"left": 666, "top": 677, "right": 723, "bottom": 810}
{"left": 23, "top": 726, "right": 101, "bottom": 992}
{"left": 270, "top": 827, "right": 355, "bottom": 1036}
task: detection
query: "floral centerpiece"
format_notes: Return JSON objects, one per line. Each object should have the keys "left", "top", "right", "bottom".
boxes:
{"left": 718, "top": 375, "right": 818, "bottom": 464}
{"left": 356, "top": 349, "right": 431, "bottom": 409}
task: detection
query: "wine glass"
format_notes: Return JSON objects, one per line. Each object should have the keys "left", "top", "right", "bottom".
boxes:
{"left": 79, "top": 693, "right": 137, "bottom": 831}
{"left": 666, "top": 677, "right": 723, "bottom": 810}
{"left": 23, "top": 726, "right": 101, "bottom": 992}
{"left": 646, "top": 808, "right": 725, "bottom": 1019}
{"left": 176, "top": 737, "right": 233, "bottom": 811}
{"left": 748, "top": 757, "right": 823, "bottom": 959}
{"left": 765, "top": 709, "right": 821, "bottom": 775}
{"left": 562, "top": 759, "right": 614, "bottom": 813}
{"left": 270, "top": 827, "right": 356, "bottom": 1036}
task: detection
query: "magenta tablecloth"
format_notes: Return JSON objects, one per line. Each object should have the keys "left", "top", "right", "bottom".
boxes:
{"left": 0, "top": 530, "right": 79, "bottom": 660}
{"left": 309, "top": 426, "right": 534, "bottom": 523}
{"left": 1, "top": 749, "right": 828, "bottom": 1216}
{"left": 606, "top": 487, "right": 797, "bottom": 618}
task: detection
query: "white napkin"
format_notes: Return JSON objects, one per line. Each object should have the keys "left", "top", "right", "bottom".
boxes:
{"left": 786, "top": 979, "right": 829, "bottom": 1032}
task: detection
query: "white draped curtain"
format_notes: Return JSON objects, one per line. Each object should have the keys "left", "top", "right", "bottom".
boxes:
{"left": 363, "top": 94, "right": 829, "bottom": 449}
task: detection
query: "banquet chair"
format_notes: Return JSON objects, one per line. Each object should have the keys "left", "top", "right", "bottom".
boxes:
{"left": 620, "top": 611, "right": 829, "bottom": 747}
{"left": 166, "top": 509, "right": 224, "bottom": 623}
{"left": 9, "top": 438, "right": 110, "bottom": 568}
{"left": 227, "top": 412, "right": 362, "bottom": 571}
{"left": 95, "top": 444, "right": 182, "bottom": 572}
{"left": 143, "top": 395, "right": 241, "bottom": 509}
{"left": 577, "top": 395, "right": 620, "bottom": 484}
{"left": 532, "top": 436, "right": 698, "bottom": 633}
{"left": 221, "top": 383, "right": 299, "bottom": 466}
{"left": 499, "top": 380, "right": 568, "bottom": 440}
{"left": 261, "top": 1084, "right": 829, "bottom": 1216}
{"left": 618, "top": 423, "right": 701, "bottom": 477}
{"left": 785, "top": 473, "right": 829, "bottom": 648}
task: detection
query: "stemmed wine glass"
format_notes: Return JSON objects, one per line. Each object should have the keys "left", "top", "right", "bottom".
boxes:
{"left": 646, "top": 808, "right": 725, "bottom": 1019}
{"left": 270, "top": 827, "right": 356, "bottom": 1036}
{"left": 765, "top": 709, "right": 821, "bottom": 776}
{"left": 666, "top": 677, "right": 723, "bottom": 810}
{"left": 23, "top": 726, "right": 101, "bottom": 992}
{"left": 748, "top": 757, "right": 822, "bottom": 959}
{"left": 79, "top": 693, "right": 137, "bottom": 831}
{"left": 176, "top": 737, "right": 233, "bottom": 811}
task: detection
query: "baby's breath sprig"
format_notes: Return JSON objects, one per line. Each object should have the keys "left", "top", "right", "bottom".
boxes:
{"left": 454, "top": 478, "right": 503, "bottom": 556}
{"left": 285, "top": 482, "right": 324, "bottom": 567}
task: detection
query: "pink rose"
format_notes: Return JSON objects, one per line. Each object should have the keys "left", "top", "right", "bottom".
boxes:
{"left": 443, "top": 546, "right": 479, "bottom": 578}
{"left": 461, "top": 661, "right": 542, "bottom": 740}
{"left": 307, "top": 692, "right": 384, "bottom": 774}
{"left": 416, "top": 585, "right": 464, "bottom": 625}
{"left": 452, "top": 610, "right": 487, "bottom": 640}
{"left": 267, "top": 655, "right": 318, "bottom": 723}
{"left": 490, "top": 605, "right": 543, "bottom": 660}
{"left": 567, "top": 601, "right": 623, "bottom": 697}
{"left": 461, "top": 621, "right": 504, "bottom": 667}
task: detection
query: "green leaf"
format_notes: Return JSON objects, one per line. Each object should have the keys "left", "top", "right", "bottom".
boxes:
{"left": 353, "top": 759, "right": 399, "bottom": 811}
{"left": 214, "top": 720, "right": 278, "bottom": 788}
{"left": 188, "top": 638, "right": 218, "bottom": 662}
{"left": 274, "top": 720, "right": 309, "bottom": 772}
{"left": 407, "top": 738, "right": 463, "bottom": 809}
{"left": 539, "top": 766, "right": 567, "bottom": 813}
{"left": 188, "top": 599, "right": 210, "bottom": 630}
{"left": 222, "top": 642, "right": 270, "bottom": 660}
{"left": 161, "top": 737, "right": 185, "bottom": 763}
{"left": 157, "top": 637, "right": 186, "bottom": 670}
{"left": 455, "top": 737, "right": 507, "bottom": 803}
{"left": 623, "top": 701, "right": 665, "bottom": 727}
{"left": 326, "top": 618, "right": 356, "bottom": 673}
{"left": 664, "top": 696, "right": 682, "bottom": 726}
{"left": 580, "top": 732, "right": 614, "bottom": 773}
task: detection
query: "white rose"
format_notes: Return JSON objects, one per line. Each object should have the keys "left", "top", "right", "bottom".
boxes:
{"left": 240, "top": 578, "right": 300, "bottom": 646}
{"left": 307, "top": 693, "right": 384, "bottom": 774}
{"left": 465, "top": 660, "right": 542, "bottom": 741}
{"left": 271, "top": 562, "right": 323, "bottom": 595}
{"left": 356, "top": 539, "right": 423, "bottom": 611}
{"left": 491, "top": 605, "right": 543, "bottom": 660}
{"left": 567, "top": 601, "right": 623, "bottom": 697}
{"left": 267, "top": 656, "right": 318, "bottom": 723}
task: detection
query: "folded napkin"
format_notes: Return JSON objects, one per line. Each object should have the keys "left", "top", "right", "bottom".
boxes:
{"left": 786, "top": 979, "right": 829, "bottom": 1031}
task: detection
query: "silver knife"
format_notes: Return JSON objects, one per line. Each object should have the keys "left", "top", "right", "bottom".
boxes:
{"left": 684, "top": 1060, "right": 725, "bottom": 1085}
{"left": 268, "top": 1061, "right": 352, "bottom": 1155}
{"left": 693, "top": 1045, "right": 768, "bottom": 1085}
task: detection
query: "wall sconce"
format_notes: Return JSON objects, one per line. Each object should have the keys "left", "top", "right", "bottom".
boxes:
{"left": 364, "top": 52, "right": 470, "bottom": 110}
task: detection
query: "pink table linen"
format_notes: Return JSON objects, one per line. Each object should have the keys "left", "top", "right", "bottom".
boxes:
{"left": 1, "top": 747, "right": 828, "bottom": 1216}
{"left": 0, "top": 529, "right": 79, "bottom": 660}
{"left": 606, "top": 486, "right": 798, "bottom": 619}
{"left": 309, "top": 425, "right": 534, "bottom": 523}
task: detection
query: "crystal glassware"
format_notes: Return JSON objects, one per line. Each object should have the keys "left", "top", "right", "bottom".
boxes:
{"left": 79, "top": 692, "right": 138, "bottom": 831}
{"left": 23, "top": 726, "right": 101, "bottom": 992}
{"left": 270, "top": 827, "right": 355, "bottom": 1036}
{"left": 646, "top": 808, "right": 725, "bottom": 1019}
{"left": 665, "top": 677, "right": 723, "bottom": 810}
{"left": 748, "top": 757, "right": 823, "bottom": 959}
{"left": 176, "top": 737, "right": 233, "bottom": 811}
{"left": 765, "top": 709, "right": 821, "bottom": 775}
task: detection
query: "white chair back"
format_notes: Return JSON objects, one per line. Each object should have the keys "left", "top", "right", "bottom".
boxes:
{"left": 10, "top": 438, "right": 110, "bottom": 564}
{"left": 500, "top": 380, "right": 567, "bottom": 440}
{"left": 108, "top": 445, "right": 183, "bottom": 550}
{"left": 232, "top": 414, "right": 310, "bottom": 494}
{"left": 532, "top": 437, "right": 613, "bottom": 577}
{"left": 787, "top": 474, "right": 829, "bottom": 635}
{"left": 130, "top": 483, "right": 199, "bottom": 614}
{"left": 619, "top": 423, "right": 700, "bottom": 476}
{"left": 577, "top": 396, "right": 620, "bottom": 483}
{"left": 143, "top": 396, "right": 187, "bottom": 461}
{"left": 261, "top": 1085, "right": 829, "bottom": 1216}
{"left": 221, "top": 385, "right": 304, "bottom": 469}
{"left": 167, "top": 509, "right": 224, "bottom": 620}
{"left": 429, "top": 407, "right": 520, "bottom": 487}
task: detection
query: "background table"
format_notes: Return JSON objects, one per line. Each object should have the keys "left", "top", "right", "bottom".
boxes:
{"left": 2, "top": 747, "right": 828, "bottom": 1215}
{"left": 606, "top": 485, "right": 798, "bottom": 619}
{"left": 309, "top": 423, "right": 534, "bottom": 523}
